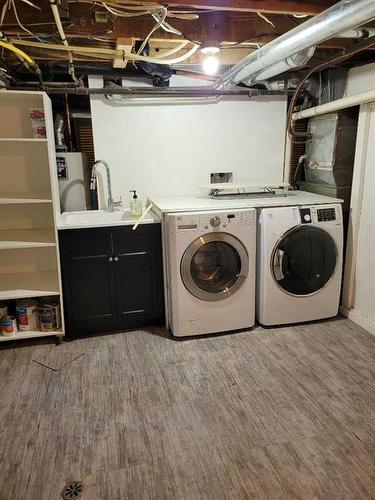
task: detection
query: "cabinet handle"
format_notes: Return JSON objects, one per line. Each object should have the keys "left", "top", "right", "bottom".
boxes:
{"left": 114, "top": 256, "right": 119, "bottom": 262}
{"left": 108, "top": 257, "right": 113, "bottom": 262}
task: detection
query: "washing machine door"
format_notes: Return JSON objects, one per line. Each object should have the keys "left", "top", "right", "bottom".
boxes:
{"left": 272, "top": 226, "right": 338, "bottom": 296}
{"left": 181, "top": 232, "right": 249, "bottom": 302}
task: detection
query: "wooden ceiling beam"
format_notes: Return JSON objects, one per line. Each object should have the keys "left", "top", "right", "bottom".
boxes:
{"left": 116, "top": 0, "right": 336, "bottom": 15}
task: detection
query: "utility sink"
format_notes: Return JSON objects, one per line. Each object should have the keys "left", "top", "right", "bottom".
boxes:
{"left": 58, "top": 209, "right": 156, "bottom": 230}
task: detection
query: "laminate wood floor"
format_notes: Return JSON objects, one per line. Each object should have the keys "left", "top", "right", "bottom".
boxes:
{"left": 1, "top": 317, "right": 375, "bottom": 499}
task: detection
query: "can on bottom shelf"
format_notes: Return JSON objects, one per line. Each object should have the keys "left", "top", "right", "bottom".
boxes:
{"left": 38, "top": 299, "right": 61, "bottom": 332}
{"left": 16, "top": 299, "right": 38, "bottom": 331}
{"left": 1, "top": 316, "right": 17, "bottom": 336}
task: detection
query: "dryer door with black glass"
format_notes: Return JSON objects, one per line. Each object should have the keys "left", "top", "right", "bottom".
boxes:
{"left": 181, "top": 233, "right": 249, "bottom": 302}
{"left": 272, "top": 226, "right": 337, "bottom": 296}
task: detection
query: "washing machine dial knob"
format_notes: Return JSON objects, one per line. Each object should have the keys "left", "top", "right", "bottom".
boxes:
{"left": 210, "top": 216, "right": 221, "bottom": 227}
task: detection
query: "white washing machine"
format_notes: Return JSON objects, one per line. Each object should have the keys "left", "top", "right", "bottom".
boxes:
{"left": 166, "top": 209, "right": 256, "bottom": 337}
{"left": 257, "top": 204, "right": 343, "bottom": 326}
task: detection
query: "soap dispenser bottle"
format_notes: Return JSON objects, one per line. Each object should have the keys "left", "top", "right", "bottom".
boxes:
{"left": 129, "top": 190, "right": 142, "bottom": 218}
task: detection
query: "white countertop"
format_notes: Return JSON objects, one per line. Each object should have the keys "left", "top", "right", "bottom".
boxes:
{"left": 149, "top": 191, "right": 343, "bottom": 214}
{"left": 57, "top": 209, "right": 160, "bottom": 230}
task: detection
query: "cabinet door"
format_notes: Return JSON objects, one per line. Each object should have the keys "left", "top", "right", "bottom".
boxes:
{"left": 59, "top": 228, "right": 117, "bottom": 334}
{"left": 112, "top": 225, "right": 163, "bottom": 326}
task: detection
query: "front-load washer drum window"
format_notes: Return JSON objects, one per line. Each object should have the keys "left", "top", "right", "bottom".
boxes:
{"left": 272, "top": 226, "right": 337, "bottom": 296}
{"left": 181, "top": 233, "right": 249, "bottom": 302}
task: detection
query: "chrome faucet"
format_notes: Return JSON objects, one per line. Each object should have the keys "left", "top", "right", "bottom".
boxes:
{"left": 91, "top": 160, "right": 122, "bottom": 212}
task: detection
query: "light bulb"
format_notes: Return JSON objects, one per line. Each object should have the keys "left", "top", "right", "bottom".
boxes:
{"left": 201, "top": 45, "right": 220, "bottom": 55}
{"left": 203, "top": 55, "right": 219, "bottom": 75}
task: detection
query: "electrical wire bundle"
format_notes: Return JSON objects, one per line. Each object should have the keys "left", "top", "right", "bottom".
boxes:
{"left": 0, "top": 0, "right": 201, "bottom": 86}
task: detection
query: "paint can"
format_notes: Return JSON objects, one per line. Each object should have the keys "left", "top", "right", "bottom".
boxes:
{"left": 16, "top": 299, "right": 38, "bottom": 331}
{"left": 38, "top": 299, "right": 60, "bottom": 332}
{"left": 30, "top": 108, "right": 46, "bottom": 138}
{"left": 0, "top": 301, "right": 8, "bottom": 321}
{"left": 1, "top": 316, "right": 17, "bottom": 336}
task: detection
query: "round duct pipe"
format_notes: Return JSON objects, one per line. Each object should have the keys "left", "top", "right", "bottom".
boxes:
{"left": 54, "top": 113, "right": 67, "bottom": 152}
{"left": 214, "top": 0, "right": 375, "bottom": 89}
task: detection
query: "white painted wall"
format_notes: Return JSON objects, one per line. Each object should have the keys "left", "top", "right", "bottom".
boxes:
{"left": 90, "top": 85, "right": 287, "bottom": 205}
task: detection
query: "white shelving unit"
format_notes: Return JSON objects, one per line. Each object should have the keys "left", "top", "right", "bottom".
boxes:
{"left": 0, "top": 90, "right": 64, "bottom": 342}
{"left": 0, "top": 196, "right": 52, "bottom": 204}
{"left": 0, "top": 229, "right": 56, "bottom": 249}
{"left": 0, "top": 270, "right": 60, "bottom": 299}
{"left": 0, "top": 330, "right": 62, "bottom": 342}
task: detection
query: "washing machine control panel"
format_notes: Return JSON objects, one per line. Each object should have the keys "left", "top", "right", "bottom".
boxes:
{"left": 200, "top": 211, "right": 255, "bottom": 230}
{"left": 174, "top": 210, "right": 255, "bottom": 232}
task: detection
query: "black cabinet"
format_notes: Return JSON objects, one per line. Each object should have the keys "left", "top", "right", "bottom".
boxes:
{"left": 59, "top": 223, "right": 164, "bottom": 337}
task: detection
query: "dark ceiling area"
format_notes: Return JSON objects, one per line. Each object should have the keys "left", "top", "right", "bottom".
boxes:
{"left": 0, "top": 0, "right": 374, "bottom": 88}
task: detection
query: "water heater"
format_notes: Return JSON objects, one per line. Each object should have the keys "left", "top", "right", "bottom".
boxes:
{"left": 57, "top": 153, "right": 88, "bottom": 212}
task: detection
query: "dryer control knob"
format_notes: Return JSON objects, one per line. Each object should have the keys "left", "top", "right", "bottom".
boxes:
{"left": 304, "top": 214, "right": 311, "bottom": 222}
{"left": 210, "top": 216, "right": 221, "bottom": 227}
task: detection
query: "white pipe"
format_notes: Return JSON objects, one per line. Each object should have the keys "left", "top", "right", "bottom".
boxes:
{"left": 215, "top": 0, "right": 375, "bottom": 89}
{"left": 106, "top": 95, "right": 221, "bottom": 105}
{"left": 292, "top": 89, "right": 375, "bottom": 120}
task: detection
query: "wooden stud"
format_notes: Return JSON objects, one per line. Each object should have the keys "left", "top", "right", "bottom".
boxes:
{"left": 113, "top": 38, "right": 135, "bottom": 69}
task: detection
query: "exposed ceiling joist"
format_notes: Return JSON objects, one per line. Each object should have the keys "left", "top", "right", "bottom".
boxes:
{"left": 115, "top": 0, "right": 336, "bottom": 15}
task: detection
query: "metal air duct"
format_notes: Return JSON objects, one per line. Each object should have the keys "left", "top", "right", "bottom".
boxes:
{"left": 214, "top": 0, "right": 375, "bottom": 89}
{"left": 55, "top": 113, "right": 67, "bottom": 152}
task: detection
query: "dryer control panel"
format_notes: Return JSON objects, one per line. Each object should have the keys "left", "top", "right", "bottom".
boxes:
{"left": 316, "top": 207, "right": 336, "bottom": 222}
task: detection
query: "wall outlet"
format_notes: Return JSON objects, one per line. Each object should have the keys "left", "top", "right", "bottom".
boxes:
{"left": 210, "top": 172, "right": 233, "bottom": 184}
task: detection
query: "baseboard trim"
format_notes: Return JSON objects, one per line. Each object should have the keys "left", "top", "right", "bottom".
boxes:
{"left": 340, "top": 306, "right": 375, "bottom": 336}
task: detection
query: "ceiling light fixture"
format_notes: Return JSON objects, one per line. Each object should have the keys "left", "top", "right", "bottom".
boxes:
{"left": 202, "top": 55, "right": 219, "bottom": 75}
{"left": 200, "top": 39, "right": 220, "bottom": 75}
{"left": 200, "top": 40, "right": 220, "bottom": 55}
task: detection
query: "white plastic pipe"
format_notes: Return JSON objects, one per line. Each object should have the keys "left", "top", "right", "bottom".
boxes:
{"left": 292, "top": 89, "right": 375, "bottom": 120}
{"left": 214, "top": 0, "right": 375, "bottom": 89}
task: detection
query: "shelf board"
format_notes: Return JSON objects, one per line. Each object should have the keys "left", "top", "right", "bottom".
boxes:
{"left": 0, "top": 194, "right": 52, "bottom": 204}
{"left": 0, "top": 329, "right": 63, "bottom": 342}
{"left": 0, "top": 138, "right": 47, "bottom": 142}
{"left": 0, "top": 271, "right": 60, "bottom": 300}
{"left": 0, "top": 229, "right": 56, "bottom": 250}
